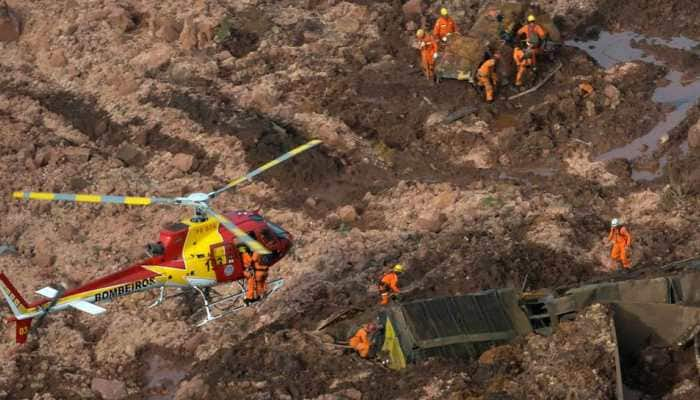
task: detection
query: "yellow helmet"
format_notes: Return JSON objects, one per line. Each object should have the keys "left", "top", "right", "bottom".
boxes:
{"left": 440, "top": 8, "right": 449, "bottom": 16}
{"left": 416, "top": 29, "right": 425, "bottom": 38}
{"left": 393, "top": 264, "right": 404, "bottom": 273}
{"left": 527, "top": 14, "right": 536, "bottom": 22}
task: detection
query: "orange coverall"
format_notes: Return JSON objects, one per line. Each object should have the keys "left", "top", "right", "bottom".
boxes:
{"left": 477, "top": 58, "right": 498, "bottom": 102}
{"left": 379, "top": 271, "right": 400, "bottom": 305}
{"left": 419, "top": 33, "right": 438, "bottom": 80}
{"left": 349, "top": 326, "right": 372, "bottom": 358}
{"left": 433, "top": 16, "right": 457, "bottom": 41}
{"left": 608, "top": 226, "right": 632, "bottom": 269}
{"left": 516, "top": 23, "right": 547, "bottom": 64}
{"left": 513, "top": 47, "right": 534, "bottom": 86}
{"left": 243, "top": 252, "right": 269, "bottom": 300}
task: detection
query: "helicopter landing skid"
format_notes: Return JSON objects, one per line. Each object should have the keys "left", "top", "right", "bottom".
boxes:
{"left": 194, "top": 278, "right": 285, "bottom": 327}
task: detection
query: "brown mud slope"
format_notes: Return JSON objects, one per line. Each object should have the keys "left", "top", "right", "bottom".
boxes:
{"left": 0, "top": 0, "right": 699, "bottom": 399}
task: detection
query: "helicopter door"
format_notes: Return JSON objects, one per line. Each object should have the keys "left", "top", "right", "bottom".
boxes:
{"left": 209, "top": 242, "right": 243, "bottom": 282}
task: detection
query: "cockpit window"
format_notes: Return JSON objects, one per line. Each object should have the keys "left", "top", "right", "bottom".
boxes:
{"left": 266, "top": 222, "right": 288, "bottom": 239}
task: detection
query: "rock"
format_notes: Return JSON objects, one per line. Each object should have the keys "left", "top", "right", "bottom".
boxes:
{"left": 338, "top": 205, "right": 358, "bottom": 223}
{"left": 174, "top": 375, "right": 209, "bottom": 400}
{"left": 107, "top": 6, "right": 136, "bottom": 33}
{"left": 171, "top": 153, "right": 195, "bottom": 172}
{"left": 305, "top": 197, "right": 317, "bottom": 207}
{"left": 603, "top": 84, "right": 620, "bottom": 109}
{"left": 416, "top": 211, "right": 446, "bottom": 233}
{"left": 402, "top": 0, "right": 423, "bottom": 19}
{"left": 116, "top": 143, "right": 145, "bottom": 166}
{"left": 152, "top": 16, "right": 180, "bottom": 42}
{"left": 659, "top": 134, "right": 669, "bottom": 144}
{"left": 688, "top": 120, "right": 700, "bottom": 148}
{"left": 433, "top": 191, "right": 457, "bottom": 209}
{"left": 62, "top": 147, "right": 91, "bottom": 163}
{"left": 0, "top": 1, "right": 21, "bottom": 42}
{"left": 91, "top": 378, "right": 127, "bottom": 400}
{"left": 130, "top": 45, "right": 173, "bottom": 73}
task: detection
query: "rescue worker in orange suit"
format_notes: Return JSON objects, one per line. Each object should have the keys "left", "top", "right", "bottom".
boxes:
{"left": 349, "top": 323, "right": 378, "bottom": 358}
{"left": 416, "top": 29, "right": 438, "bottom": 81}
{"left": 433, "top": 8, "right": 458, "bottom": 43}
{"left": 477, "top": 52, "right": 500, "bottom": 103}
{"left": 513, "top": 44, "right": 534, "bottom": 87}
{"left": 516, "top": 15, "right": 547, "bottom": 65}
{"left": 241, "top": 246, "right": 269, "bottom": 305}
{"left": 608, "top": 218, "right": 632, "bottom": 270}
{"left": 378, "top": 264, "right": 403, "bottom": 305}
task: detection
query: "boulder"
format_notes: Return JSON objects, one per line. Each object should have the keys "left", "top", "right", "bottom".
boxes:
{"left": 603, "top": 84, "right": 620, "bottom": 109}
{"left": 130, "top": 45, "right": 173, "bottom": 73}
{"left": 402, "top": 0, "right": 423, "bottom": 19}
{"left": 171, "top": 153, "right": 195, "bottom": 172}
{"left": 107, "top": 6, "right": 136, "bottom": 33}
{"left": 0, "top": 1, "right": 21, "bottom": 42}
{"left": 116, "top": 143, "right": 145, "bottom": 166}
{"left": 91, "top": 378, "right": 127, "bottom": 400}
{"left": 688, "top": 120, "right": 700, "bottom": 149}
{"left": 416, "top": 211, "right": 446, "bottom": 233}
{"left": 338, "top": 205, "right": 358, "bottom": 223}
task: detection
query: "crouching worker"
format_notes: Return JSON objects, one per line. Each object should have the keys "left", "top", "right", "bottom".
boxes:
{"left": 349, "top": 323, "right": 379, "bottom": 358}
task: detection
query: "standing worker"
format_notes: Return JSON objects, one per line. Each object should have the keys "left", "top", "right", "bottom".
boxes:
{"left": 416, "top": 29, "right": 438, "bottom": 81}
{"left": 608, "top": 218, "right": 632, "bottom": 270}
{"left": 513, "top": 44, "right": 534, "bottom": 87}
{"left": 477, "top": 52, "right": 500, "bottom": 103}
{"left": 378, "top": 264, "right": 403, "bottom": 305}
{"left": 433, "top": 7, "right": 458, "bottom": 42}
{"left": 516, "top": 15, "right": 547, "bottom": 65}
{"left": 241, "top": 246, "right": 270, "bottom": 305}
{"left": 349, "top": 323, "right": 378, "bottom": 358}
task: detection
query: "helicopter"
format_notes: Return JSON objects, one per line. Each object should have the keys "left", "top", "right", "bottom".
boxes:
{"left": 0, "top": 139, "right": 322, "bottom": 344}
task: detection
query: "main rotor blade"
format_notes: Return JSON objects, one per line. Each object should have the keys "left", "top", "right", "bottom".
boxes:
{"left": 13, "top": 191, "right": 176, "bottom": 206}
{"left": 208, "top": 139, "right": 322, "bottom": 199}
{"left": 202, "top": 207, "right": 271, "bottom": 255}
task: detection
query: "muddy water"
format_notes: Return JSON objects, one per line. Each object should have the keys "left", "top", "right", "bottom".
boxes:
{"left": 143, "top": 353, "right": 189, "bottom": 400}
{"left": 567, "top": 32, "right": 700, "bottom": 181}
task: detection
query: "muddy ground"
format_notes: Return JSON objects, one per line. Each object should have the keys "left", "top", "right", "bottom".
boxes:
{"left": 0, "top": 0, "right": 699, "bottom": 399}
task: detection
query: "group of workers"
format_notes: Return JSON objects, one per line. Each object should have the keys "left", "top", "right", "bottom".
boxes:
{"left": 347, "top": 219, "right": 633, "bottom": 359}
{"left": 416, "top": 8, "right": 550, "bottom": 102}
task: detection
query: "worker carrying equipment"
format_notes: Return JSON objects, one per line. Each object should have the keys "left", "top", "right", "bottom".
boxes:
{"left": 513, "top": 44, "right": 534, "bottom": 86}
{"left": 477, "top": 53, "right": 500, "bottom": 102}
{"left": 241, "top": 246, "right": 269, "bottom": 305}
{"left": 433, "top": 8, "right": 458, "bottom": 42}
{"left": 349, "top": 322, "right": 378, "bottom": 358}
{"left": 378, "top": 264, "right": 403, "bottom": 305}
{"left": 416, "top": 29, "right": 438, "bottom": 81}
{"left": 516, "top": 14, "right": 547, "bottom": 64}
{"left": 608, "top": 218, "right": 632, "bottom": 270}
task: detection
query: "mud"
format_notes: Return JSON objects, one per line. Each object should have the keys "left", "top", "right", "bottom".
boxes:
{"left": 567, "top": 31, "right": 700, "bottom": 180}
{"left": 1, "top": 0, "right": 700, "bottom": 399}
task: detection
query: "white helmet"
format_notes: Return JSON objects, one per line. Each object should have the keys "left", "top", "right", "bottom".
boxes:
{"left": 611, "top": 218, "right": 620, "bottom": 227}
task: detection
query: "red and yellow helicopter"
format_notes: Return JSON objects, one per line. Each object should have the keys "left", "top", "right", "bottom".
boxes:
{"left": 0, "top": 140, "right": 322, "bottom": 344}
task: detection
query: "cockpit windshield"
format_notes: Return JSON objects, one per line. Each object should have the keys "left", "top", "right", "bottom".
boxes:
{"left": 266, "top": 222, "right": 289, "bottom": 239}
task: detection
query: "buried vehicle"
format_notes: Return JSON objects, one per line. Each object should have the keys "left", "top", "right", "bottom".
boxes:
{"left": 435, "top": 3, "right": 561, "bottom": 85}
